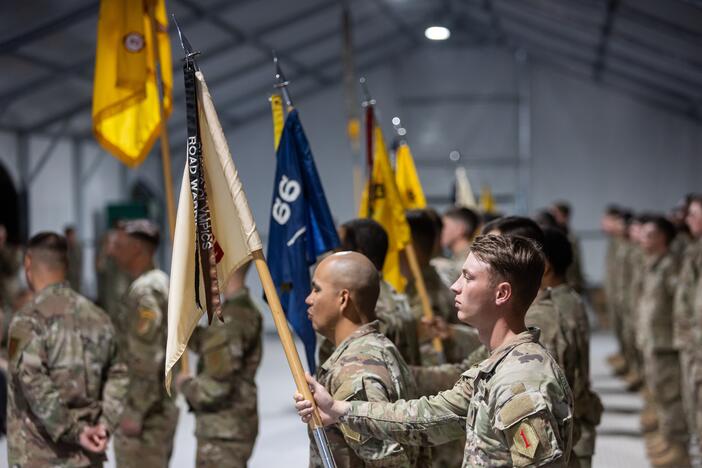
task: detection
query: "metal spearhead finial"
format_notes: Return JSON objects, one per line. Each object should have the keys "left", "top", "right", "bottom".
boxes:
{"left": 359, "top": 77, "right": 375, "bottom": 107}
{"left": 273, "top": 51, "right": 294, "bottom": 108}
{"left": 172, "top": 15, "right": 201, "bottom": 66}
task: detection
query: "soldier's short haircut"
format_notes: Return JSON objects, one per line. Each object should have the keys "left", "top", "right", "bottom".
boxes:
{"left": 541, "top": 227, "right": 573, "bottom": 278}
{"left": 482, "top": 216, "right": 545, "bottom": 247}
{"left": 470, "top": 234, "right": 545, "bottom": 314}
{"left": 605, "top": 205, "right": 622, "bottom": 216}
{"left": 552, "top": 201, "right": 571, "bottom": 219}
{"left": 406, "top": 209, "right": 439, "bottom": 256}
{"left": 27, "top": 231, "right": 68, "bottom": 271}
{"left": 648, "top": 216, "right": 677, "bottom": 246}
{"left": 340, "top": 219, "right": 388, "bottom": 271}
{"left": 443, "top": 207, "right": 481, "bottom": 240}
{"left": 534, "top": 210, "right": 561, "bottom": 231}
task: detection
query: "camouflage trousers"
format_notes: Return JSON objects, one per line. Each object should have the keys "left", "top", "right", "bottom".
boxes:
{"left": 642, "top": 349, "right": 688, "bottom": 443}
{"left": 573, "top": 421, "right": 596, "bottom": 458}
{"left": 196, "top": 438, "right": 254, "bottom": 468}
{"left": 114, "top": 404, "right": 179, "bottom": 468}
{"left": 621, "top": 308, "right": 642, "bottom": 375}
{"left": 680, "top": 348, "right": 698, "bottom": 437}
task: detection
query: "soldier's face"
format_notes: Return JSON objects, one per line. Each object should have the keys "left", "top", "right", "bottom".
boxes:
{"left": 451, "top": 253, "right": 497, "bottom": 326}
{"left": 441, "top": 217, "right": 464, "bottom": 249}
{"left": 687, "top": 202, "right": 702, "bottom": 237}
{"left": 640, "top": 223, "right": 665, "bottom": 254}
{"left": 113, "top": 231, "right": 137, "bottom": 271}
{"left": 306, "top": 262, "right": 341, "bottom": 338}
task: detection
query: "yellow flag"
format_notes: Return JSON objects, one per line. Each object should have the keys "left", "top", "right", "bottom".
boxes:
{"left": 394, "top": 142, "right": 426, "bottom": 210}
{"left": 165, "top": 70, "right": 262, "bottom": 389}
{"left": 480, "top": 185, "right": 497, "bottom": 214}
{"left": 270, "top": 94, "right": 284, "bottom": 150}
{"left": 359, "top": 127, "right": 411, "bottom": 292}
{"left": 92, "top": 0, "right": 173, "bottom": 167}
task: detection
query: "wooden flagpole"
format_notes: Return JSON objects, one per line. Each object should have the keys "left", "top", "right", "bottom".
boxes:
{"left": 403, "top": 243, "right": 444, "bottom": 355}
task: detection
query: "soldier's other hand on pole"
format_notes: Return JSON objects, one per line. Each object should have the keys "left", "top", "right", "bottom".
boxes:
{"left": 293, "top": 372, "right": 350, "bottom": 426}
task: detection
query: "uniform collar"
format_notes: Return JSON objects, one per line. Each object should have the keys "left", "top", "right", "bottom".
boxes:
{"left": 320, "top": 321, "right": 380, "bottom": 373}
{"left": 478, "top": 327, "right": 540, "bottom": 375}
{"left": 35, "top": 281, "right": 70, "bottom": 299}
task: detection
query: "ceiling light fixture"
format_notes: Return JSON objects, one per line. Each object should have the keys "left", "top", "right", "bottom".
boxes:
{"left": 425, "top": 26, "right": 450, "bottom": 41}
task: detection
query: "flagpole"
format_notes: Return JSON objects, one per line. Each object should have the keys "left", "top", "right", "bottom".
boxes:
{"left": 362, "top": 78, "right": 444, "bottom": 357}
{"left": 252, "top": 250, "right": 336, "bottom": 467}
{"left": 148, "top": 4, "right": 187, "bottom": 374}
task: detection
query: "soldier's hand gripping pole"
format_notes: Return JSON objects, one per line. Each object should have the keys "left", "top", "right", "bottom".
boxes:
{"left": 252, "top": 250, "right": 337, "bottom": 468}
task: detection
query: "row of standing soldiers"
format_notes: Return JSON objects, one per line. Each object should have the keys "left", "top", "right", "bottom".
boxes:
{"left": 3, "top": 220, "right": 263, "bottom": 467}
{"left": 602, "top": 194, "right": 702, "bottom": 468}
{"left": 4, "top": 199, "right": 599, "bottom": 467}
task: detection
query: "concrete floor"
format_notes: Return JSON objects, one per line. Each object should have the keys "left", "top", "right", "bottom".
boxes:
{"left": 1, "top": 331, "right": 651, "bottom": 467}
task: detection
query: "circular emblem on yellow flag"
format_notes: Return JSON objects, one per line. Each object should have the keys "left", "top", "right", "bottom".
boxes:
{"left": 123, "top": 32, "right": 145, "bottom": 53}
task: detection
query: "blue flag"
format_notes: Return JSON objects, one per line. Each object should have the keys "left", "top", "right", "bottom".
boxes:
{"left": 267, "top": 109, "right": 340, "bottom": 374}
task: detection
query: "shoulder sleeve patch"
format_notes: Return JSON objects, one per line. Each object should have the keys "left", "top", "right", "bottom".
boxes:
{"left": 512, "top": 421, "right": 539, "bottom": 458}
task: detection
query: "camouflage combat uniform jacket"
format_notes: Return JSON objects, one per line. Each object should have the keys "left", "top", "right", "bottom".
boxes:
{"left": 638, "top": 253, "right": 679, "bottom": 353}
{"left": 182, "top": 288, "right": 263, "bottom": 442}
{"left": 550, "top": 284, "right": 602, "bottom": 458}
{"left": 341, "top": 328, "right": 574, "bottom": 467}
{"left": 311, "top": 321, "right": 430, "bottom": 467}
{"left": 7, "top": 282, "right": 127, "bottom": 467}
{"left": 118, "top": 269, "right": 176, "bottom": 429}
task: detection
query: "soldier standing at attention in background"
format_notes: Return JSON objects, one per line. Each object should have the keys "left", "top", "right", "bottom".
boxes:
{"left": 7, "top": 232, "right": 127, "bottom": 466}
{"left": 305, "top": 251, "right": 429, "bottom": 467}
{"left": 432, "top": 207, "right": 481, "bottom": 290}
{"left": 636, "top": 217, "right": 690, "bottom": 467}
{"left": 176, "top": 261, "right": 263, "bottom": 468}
{"left": 112, "top": 219, "right": 178, "bottom": 468}
{"left": 295, "top": 235, "right": 574, "bottom": 468}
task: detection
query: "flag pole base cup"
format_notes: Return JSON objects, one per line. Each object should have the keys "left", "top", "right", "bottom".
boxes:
{"left": 312, "top": 426, "right": 337, "bottom": 468}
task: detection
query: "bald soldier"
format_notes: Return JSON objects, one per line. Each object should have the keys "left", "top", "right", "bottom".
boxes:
{"left": 112, "top": 220, "right": 179, "bottom": 467}
{"left": 176, "top": 261, "right": 263, "bottom": 468}
{"left": 305, "top": 251, "right": 429, "bottom": 467}
{"left": 7, "top": 232, "right": 127, "bottom": 466}
{"left": 296, "top": 235, "right": 574, "bottom": 467}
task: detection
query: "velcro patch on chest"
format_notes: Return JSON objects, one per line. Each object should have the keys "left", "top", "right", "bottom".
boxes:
{"left": 512, "top": 421, "right": 539, "bottom": 459}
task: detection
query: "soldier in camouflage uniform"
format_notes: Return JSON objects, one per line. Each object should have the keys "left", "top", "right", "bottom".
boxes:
{"left": 634, "top": 217, "right": 690, "bottom": 467}
{"left": 550, "top": 202, "right": 586, "bottom": 294}
{"left": 176, "top": 262, "right": 263, "bottom": 468}
{"left": 677, "top": 196, "right": 702, "bottom": 443}
{"left": 535, "top": 227, "right": 603, "bottom": 468}
{"left": 431, "top": 207, "right": 481, "bottom": 290}
{"left": 7, "top": 232, "right": 127, "bottom": 466}
{"left": 112, "top": 220, "right": 179, "bottom": 468}
{"left": 306, "top": 251, "right": 430, "bottom": 467}
{"left": 296, "top": 235, "right": 574, "bottom": 468}
{"left": 404, "top": 210, "right": 461, "bottom": 367}
{"left": 600, "top": 207, "right": 628, "bottom": 373}
{"left": 95, "top": 229, "right": 130, "bottom": 328}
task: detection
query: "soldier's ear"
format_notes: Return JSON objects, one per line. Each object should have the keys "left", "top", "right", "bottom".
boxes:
{"left": 495, "top": 281, "right": 512, "bottom": 306}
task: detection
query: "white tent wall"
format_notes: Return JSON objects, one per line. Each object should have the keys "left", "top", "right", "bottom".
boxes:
{"left": 1, "top": 44, "right": 700, "bottom": 307}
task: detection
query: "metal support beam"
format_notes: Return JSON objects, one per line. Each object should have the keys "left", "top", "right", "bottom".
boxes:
{"left": 0, "top": 2, "right": 99, "bottom": 53}
{"left": 175, "top": 0, "right": 331, "bottom": 86}
{"left": 592, "top": 0, "right": 620, "bottom": 80}
{"left": 16, "top": 132, "right": 30, "bottom": 242}
{"left": 515, "top": 49, "right": 531, "bottom": 215}
{"left": 80, "top": 149, "right": 106, "bottom": 185}
{"left": 400, "top": 94, "right": 519, "bottom": 106}
{"left": 28, "top": 120, "right": 70, "bottom": 184}
{"left": 374, "top": 0, "right": 421, "bottom": 47}
{"left": 504, "top": 0, "right": 702, "bottom": 76}
{"left": 72, "top": 138, "right": 84, "bottom": 238}
{"left": 23, "top": 0, "right": 341, "bottom": 132}
{"left": 492, "top": 3, "right": 702, "bottom": 96}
